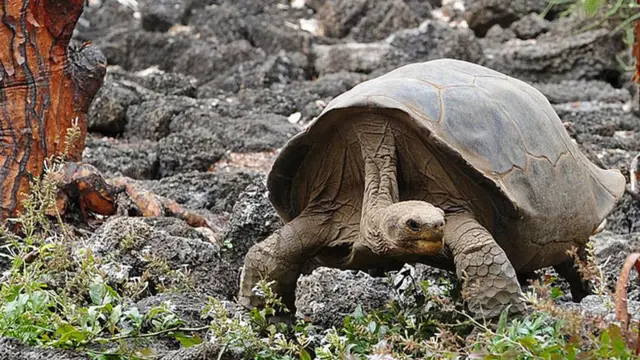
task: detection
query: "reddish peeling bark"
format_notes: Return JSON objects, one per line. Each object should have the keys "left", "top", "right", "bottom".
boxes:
{"left": 0, "top": 0, "right": 106, "bottom": 220}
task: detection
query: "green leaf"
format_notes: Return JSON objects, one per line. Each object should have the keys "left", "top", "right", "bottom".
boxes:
{"left": 173, "top": 332, "right": 202, "bottom": 348}
{"left": 496, "top": 306, "right": 510, "bottom": 335}
{"left": 89, "top": 282, "right": 107, "bottom": 306}
{"left": 583, "top": 0, "right": 602, "bottom": 16}
{"left": 551, "top": 287, "right": 563, "bottom": 299}
{"left": 135, "top": 347, "right": 157, "bottom": 358}
{"left": 108, "top": 304, "right": 122, "bottom": 334}
{"left": 300, "top": 348, "right": 312, "bottom": 360}
{"left": 54, "top": 323, "right": 87, "bottom": 345}
{"left": 518, "top": 335, "right": 539, "bottom": 350}
{"left": 367, "top": 321, "right": 377, "bottom": 334}
{"left": 352, "top": 305, "right": 364, "bottom": 319}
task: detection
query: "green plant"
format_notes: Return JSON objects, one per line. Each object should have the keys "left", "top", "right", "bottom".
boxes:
{"left": 0, "top": 121, "right": 205, "bottom": 359}
{"left": 2, "top": 120, "right": 639, "bottom": 359}
{"left": 204, "top": 280, "right": 315, "bottom": 360}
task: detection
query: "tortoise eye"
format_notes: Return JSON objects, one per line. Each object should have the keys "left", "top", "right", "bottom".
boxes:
{"left": 406, "top": 219, "right": 421, "bottom": 232}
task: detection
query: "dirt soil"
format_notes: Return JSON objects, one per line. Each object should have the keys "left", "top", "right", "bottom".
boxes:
{"left": 4, "top": 0, "right": 640, "bottom": 358}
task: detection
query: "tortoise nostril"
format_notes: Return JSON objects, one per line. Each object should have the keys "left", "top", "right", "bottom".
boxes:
{"left": 434, "top": 220, "right": 445, "bottom": 231}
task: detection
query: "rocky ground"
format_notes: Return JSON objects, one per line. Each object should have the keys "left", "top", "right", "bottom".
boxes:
{"left": 4, "top": 0, "right": 640, "bottom": 358}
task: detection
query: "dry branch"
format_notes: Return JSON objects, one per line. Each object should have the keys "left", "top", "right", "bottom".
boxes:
{"left": 615, "top": 252, "right": 640, "bottom": 354}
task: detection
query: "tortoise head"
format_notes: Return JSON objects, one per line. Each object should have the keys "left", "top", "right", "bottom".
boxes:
{"left": 377, "top": 201, "right": 445, "bottom": 256}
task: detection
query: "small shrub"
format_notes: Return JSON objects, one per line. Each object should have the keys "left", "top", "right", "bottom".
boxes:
{"left": 0, "top": 121, "right": 204, "bottom": 359}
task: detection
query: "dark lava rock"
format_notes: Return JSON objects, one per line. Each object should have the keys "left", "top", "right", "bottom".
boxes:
{"left": 149, "top": 107, "right": 297, "bottom": 176}
{"left": 509, "top": 12, "right": 550, "bottom": 39}
{"left": 201, "top": 72, "right": 367, "bottom": 122}
{"left": 214, "top": 0, "right": 284, "bottom": 17}
{"left": 221, "top": 176, "right": 281, "bottom": 265}
{"left": 309, "top": 41, "right": 396, "bottom": 75}
{"left": 96, "top": 29, "right": 190, "bottom": 71}
{"left": 188, "top": 4, "right": 246, "bottom": 44}
{"left": 483, "top": 24, "right": 516, "bottom": 43}
{"left": 169, "top": 109, "right": 299, "bottom": 152}
{"left": 203, "top": 51, "right": 310, "bottom": 93}
{"left": 157, "top": 130, "right": 227, "bottom": 176}
{"left": 245, "top": 14, "right": 311, "bottom": 54}
{"left": 114, "top": 68, "right": 199, "bottom": 97}
{"left": 173, "top": 40, "right": 264, "bottom": 84}
{"left": 386, "top": 19, "right": 483, "bottom": 67}
{"left": 318, "top": 0, "right": 423, "bottom": 43}
{"left": 296, "top": 268, "right": 393, "bottom": 328}
{"left": 244, "top": 51, "right": 310, "bottom": 87}
{"left": 137, "top": 170, "right": 262, "bottom": 215}
{"left": 306, "top": 71, "right": 369, "bottom": 97}
{"left": 577, "top": 295, "right": 640, "bottom": 323}
{"left": 88, "top": 80, "right": 142, "bottom": 135}
{"left": 406, "top": 0, "right": 440, "bottom": 18}
{"left": 484, "top": 28, "right": 624, "bottom": 84}
{"left": 590, "top": 231, "right": 640, "bottom": 289}
{"left": 606, "top": 192, "right": 640, "bottom": 235}
{"left": 89, "top": 216, "right": 238, "bottom": 300}
{"left": 140, "top": 0, "right": 190, "bottom": 32}
{"left": 553, "top": 102, "right": 640, "bottom": 141}
{"left": 136, "top": 292, "right": 210, "bottom": 328}
{"left": 95, "top": 30, "right": 262, "bottom": 84}
{"left": 83, "top": 136, "right": 159, "bottom": 180}
{"left": 313, "top": 19, "right": 483, "bottom": 75}
{"left": 535, "top": 80, "right": 631, "bottom": 104}
{"left": 350, "top": 0, "right": 422, "bottom": 42}
{"left": 595, "top": 147, "right": 635, "bottom": 172}
{"left": 0, "top": 338, "right": 89, "bottom": 360}
{"left": 316, "top": 0, "right": 368, "bottom": 38}
{"left": 188, "top": 2, "right": 311, "bottom": 55}
{"left": 125, "top": 96, "right": 197, "bottom": 141}
{"left": 463, "top": 0, "right": 550, "bottom": 36}
{"left": 74, "top": 0, "right": 136, "bottom": 42}
{"left": 166, "top": 107, "right": 224, "bottom": 134}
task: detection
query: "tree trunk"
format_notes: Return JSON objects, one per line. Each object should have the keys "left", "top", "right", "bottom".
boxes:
{"left": 634, "top": 2, "right": 640, "bottom": 112}
{"left": 0, "top": 0, "right": 105, "bottom": 220}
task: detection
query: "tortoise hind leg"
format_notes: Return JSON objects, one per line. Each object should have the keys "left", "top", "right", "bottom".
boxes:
{"left": 239, "top": 212, "right": 334, "bottom": 314}
{"left": 445, "top": 213, "right": 526, "bottom": 318}
{"left": 553, "top": 246, "right": 593, "bottom": 302}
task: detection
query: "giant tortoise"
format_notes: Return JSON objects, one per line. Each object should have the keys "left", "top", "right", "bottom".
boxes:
{"left": 238, "top": 58, "right": 626, "bottom": 318}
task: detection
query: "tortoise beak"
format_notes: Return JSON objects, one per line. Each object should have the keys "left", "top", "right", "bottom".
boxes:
{"left": 412, "top": 229, "right": 444, "bottom": 254}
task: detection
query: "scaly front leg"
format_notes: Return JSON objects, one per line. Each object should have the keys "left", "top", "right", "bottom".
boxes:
{"left": 445, "top": 213, "right": 525, "bottom": 318}
{"left": 239, "top": 212, "right": 333, "bottom": 314}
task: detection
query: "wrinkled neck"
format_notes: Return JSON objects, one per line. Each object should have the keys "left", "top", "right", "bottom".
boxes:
{"left": 356, "top": 117, "right": 400, "bottom": 215}
{"left": 359, "top": 206, "right": 392, "bottom": 255}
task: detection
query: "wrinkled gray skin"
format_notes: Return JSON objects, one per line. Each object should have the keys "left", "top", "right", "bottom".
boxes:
{"left": 239, "top": 114, "right": 447, "bottom": 310}
{"left": 239, "top": 59, "right": 626, "bottom": 319}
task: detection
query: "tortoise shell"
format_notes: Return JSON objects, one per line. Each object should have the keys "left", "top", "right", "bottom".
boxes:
{"left": 267, "top": 59, "right": 625, "bottom": 267}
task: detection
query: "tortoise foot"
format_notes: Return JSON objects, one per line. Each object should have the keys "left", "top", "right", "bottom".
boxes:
{"left": 459, "top": 255, "right": 526, "bottom": 319}
{"left": 553, "top": 247, "right": 594, "bottom": 303}
{"left": 446, "top": 214, "right": 526, "bottom": 319}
